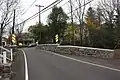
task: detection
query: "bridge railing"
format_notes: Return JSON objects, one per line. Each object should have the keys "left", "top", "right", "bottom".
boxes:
{"left": 0, "top": 46, "right": 13, "bottom": 64}
{"left": 0, "top": 46, "right": 17, "bottom": 79}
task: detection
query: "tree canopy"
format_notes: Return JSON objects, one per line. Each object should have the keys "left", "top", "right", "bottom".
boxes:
{"left": 28, "top": 0, "right": 120, "bottom": 49}
{"left": 28, "top": 23, "right": 49, "bottom": 43}
{"left": 47, "top": 6, "right": 68, "bottom": 43}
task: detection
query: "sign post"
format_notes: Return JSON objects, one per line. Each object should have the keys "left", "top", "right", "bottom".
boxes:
{"left": 3, "top": 51, "right": 7, "bottom": 64}
{"left": 10, "top": 49, "right": 13, "bottom": 61}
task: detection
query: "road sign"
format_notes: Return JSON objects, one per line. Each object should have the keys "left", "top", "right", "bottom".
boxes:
{"left": 55, "top": 34, "right": 58, "bottom": 43}
{"left": 12, "top": 34, "right": 16, "bottom": 44}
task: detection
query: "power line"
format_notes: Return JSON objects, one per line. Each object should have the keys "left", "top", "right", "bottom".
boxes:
{"left": 67, "top": 0, "right": 79, "bottom": 21}
{"left": 40, "top": 0, "right": 64, "bottom": 14}
{"left": 23, "top": 0, "right": 63, "bottom": 23}
{"left": 71, "top": 0, "right": 78, "bottom": 9}
{"left": 21, "top": 0, "right": 37, "bottom": 15}
{"left": 28, "top": 0, "right": 63, "bottom": 22}
{"left": 70, "top": 0, "right": 85, "bottom": 22}
{"left": 16, "top": 0, "right": 63, "bottom": 26}
{"left": 16, "top": 0, "right": 37, "bottom": 21}
{"left": 67, "top": 0, "right": 94, "bottom": 15}
{"left": 60, "top": 0, "right": 69, "bottom": 7}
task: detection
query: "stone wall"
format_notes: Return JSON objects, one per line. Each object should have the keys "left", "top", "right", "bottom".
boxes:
{"left": 37, "top": 44, "right": 116, "bottom": 59}
{"left": 114, "top": 49, "right": 120, "bottom": 59}
{"left": 36, "top": 44, "right": 59, "bottom": 52}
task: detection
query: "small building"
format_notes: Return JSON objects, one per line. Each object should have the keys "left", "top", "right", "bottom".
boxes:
{"left": 2, "top": 37, "right": 7, "bottom": 46}
{"left": 18, "top": 38, "right": 34, "bottom": 46}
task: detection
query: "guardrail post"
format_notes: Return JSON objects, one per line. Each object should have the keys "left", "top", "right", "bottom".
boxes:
{"left": 11, "top": 49, "right": 13, "bottom": 61}
{"left": 3, "top": 51, "right": 7, "bottom": 64}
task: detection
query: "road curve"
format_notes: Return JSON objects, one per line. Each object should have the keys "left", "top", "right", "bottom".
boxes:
{"left": 23, "top": 47, "right": 120, "bottom": 80}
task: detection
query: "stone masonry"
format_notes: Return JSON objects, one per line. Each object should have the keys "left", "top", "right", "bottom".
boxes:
{"left": 36, "top": 44, "right": 119, "bottom": 59}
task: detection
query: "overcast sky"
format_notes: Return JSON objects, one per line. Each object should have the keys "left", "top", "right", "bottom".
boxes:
{"left": 20, "top": 0, "right": 57, "bottom": 32}
{"left": 20, "top": 0, "right": 97, "bottom": 32}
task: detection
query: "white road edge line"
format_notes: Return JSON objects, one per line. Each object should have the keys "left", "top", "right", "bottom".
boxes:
{"left": 45, "top": 51, "right": 120, "bottom": 72}
{"left": 21, "top": 50, "right": 29, "bottom": 80}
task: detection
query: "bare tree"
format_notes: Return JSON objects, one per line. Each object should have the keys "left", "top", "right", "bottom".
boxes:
{"left": 98, "top": 0, "right": 118, "bottom": 27}
{"left": 72, "top": 0, "right": 93, "bottom": 45}
{"left": 0, "top": 0, "right": 20, "bottom": 46}
{"left": 15, "top": 21, "right": 25, "bottom": 41}
{"left": 115, "top": 0, "right": 120, "bottom": 24}
{"left": 98, "top": 0, "right": 120, "bottom": 48}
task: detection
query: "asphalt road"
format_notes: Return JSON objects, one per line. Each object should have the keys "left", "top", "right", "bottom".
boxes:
{"left": 21, "top": 47, "right": 120, "bottom": 80}
{"left": 12, "top": 50, "right": 25, "bottom": 80}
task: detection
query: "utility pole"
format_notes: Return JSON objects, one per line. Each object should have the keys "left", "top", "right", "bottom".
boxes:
{"left": 69, "top": 0, "right": 75, "bottom": 45}
{"left": 35, "top": 5, "right": 44, "bottom": 42}
{"left": 12, "top": 9, "right": 15, "bottom": 34}
{"left": 11, "top": 9, "right": 15, "bottom": 45}
{"left": 35, "top": 5, "right": 44, "bottom": 24}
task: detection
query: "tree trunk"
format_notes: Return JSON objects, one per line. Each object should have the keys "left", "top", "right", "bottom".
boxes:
{"left": 0, "top": 35, "right": 2, "bottom": 46}
{"left": 52, "top": 35, "right": 56, "bottom": 44}
{"left": 0, "top": 27, "right": 3, "bottom": 46}
{"left": 79, "top": 26, "right": 82, "bottom": 46}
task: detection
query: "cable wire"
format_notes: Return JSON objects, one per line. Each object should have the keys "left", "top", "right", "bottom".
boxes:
{"left": 67, "top": 0, "right": 94, "bottom": 15}
{"left": 60, "top": 0, "right": 69, "bottom": 7}
{"left": 21, "top": 0, "right": 37, "bottom": 15}
{"left": 16, "top": 0, "right": 63, "bottom": 26}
